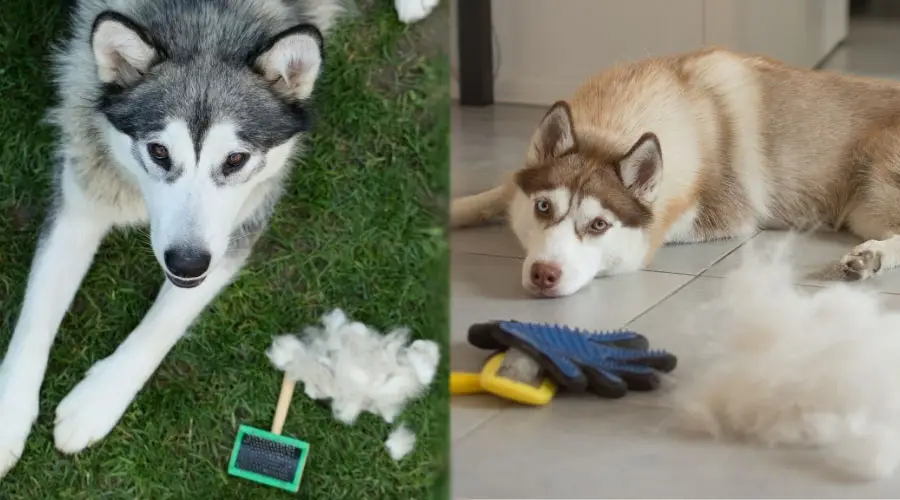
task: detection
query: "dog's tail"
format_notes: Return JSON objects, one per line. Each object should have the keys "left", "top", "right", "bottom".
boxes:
{"left": 450, "top": 178, "right": 515, "bottom": 229}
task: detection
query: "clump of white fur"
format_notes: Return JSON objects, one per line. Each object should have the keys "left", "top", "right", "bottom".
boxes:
{"left": 385, "top": 424, "right": 417, "bottom": 461}
{"left": 672, "top": 238, "right": 900, "bottom": 480}
{"left": 267, "top": 309, "right": 440, "bottom": 425}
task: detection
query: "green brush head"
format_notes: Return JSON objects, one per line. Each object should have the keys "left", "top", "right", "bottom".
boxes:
{"left": 227, "top": 424, "right": 310, "bottom": 493}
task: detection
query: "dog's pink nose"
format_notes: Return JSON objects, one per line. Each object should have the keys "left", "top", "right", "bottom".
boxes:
{"left": 530, "top": 261, "right": 561, "bottom": 290}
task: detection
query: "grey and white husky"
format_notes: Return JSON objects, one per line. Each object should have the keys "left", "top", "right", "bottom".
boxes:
{"left": 0, "top": 0, "right": 436, "bottom": 478}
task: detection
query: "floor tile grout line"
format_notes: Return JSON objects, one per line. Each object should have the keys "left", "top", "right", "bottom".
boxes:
{"left": 452, "top": 250, "right": 522, "bottom": 261}
{"left": 696, "top": 230, "right": 761, "bottom": 278}
{"left": 452, "top": 249, "right": 702, "bottom": 278}
{"left": 686, "top": 232, "right": 900, "bottom": 295}
{"left": 452, "top": 232, "right": 761, "bottom": 277}
{"left": 625, "top": 274, "right": 704, "bottom": 327}
{"left": 605, "top": 238, "right": 761, "bottom": 325}
{"left": 451, "top": 405, "right": 511, "bottom": 445}
{"left": 641, "top": 268, "right": 699, "bottom": 277}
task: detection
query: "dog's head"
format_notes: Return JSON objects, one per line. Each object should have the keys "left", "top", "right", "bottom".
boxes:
{"left": 90, "top": 10, "right": 324, "bottom": 288}
{"left": 509, "top": 101, "right": 663, "bottom": 297}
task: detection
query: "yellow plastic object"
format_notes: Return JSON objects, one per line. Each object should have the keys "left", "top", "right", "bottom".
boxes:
{"left": 479, "top": 352, "right": 557, "bottom": 406}
{"left": 450, "top": 372, "right": 485, "bottom": 394}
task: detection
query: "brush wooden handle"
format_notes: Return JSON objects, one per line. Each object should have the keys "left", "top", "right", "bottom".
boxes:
{"left": 271, "top": 374, "right": 296, "bottom": 435}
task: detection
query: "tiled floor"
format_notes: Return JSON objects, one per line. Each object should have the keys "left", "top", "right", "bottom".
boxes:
{"left": 450, "top": 19, "right": 900, "bottom": 499}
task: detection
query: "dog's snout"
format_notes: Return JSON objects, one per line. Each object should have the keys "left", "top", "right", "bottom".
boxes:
{"left": 163, "top": 247, "right": 211, "bottom": 279}
{"left": 530, "top": 261, "right": 561, "bottom": 290}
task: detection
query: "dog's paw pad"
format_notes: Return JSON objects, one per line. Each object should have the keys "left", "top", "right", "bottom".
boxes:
{"left": 840, "top": 248, "right": 882, "bottom": 281}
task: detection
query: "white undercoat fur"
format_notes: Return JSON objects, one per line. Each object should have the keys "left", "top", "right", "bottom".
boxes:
{"left": 267, "top": 309, "right": 440, "bottom": 425}
{"left": 672, "top": 239, "right": 900, "bottom": 480}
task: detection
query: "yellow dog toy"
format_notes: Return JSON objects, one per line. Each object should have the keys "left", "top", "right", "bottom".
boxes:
{"left": 450, "top": 352, "right": 557, "bottom": 406}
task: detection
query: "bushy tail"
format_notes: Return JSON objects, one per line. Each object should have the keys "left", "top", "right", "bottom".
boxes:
{"left": 449, "top": 179, "right": 515, "bottom": 229}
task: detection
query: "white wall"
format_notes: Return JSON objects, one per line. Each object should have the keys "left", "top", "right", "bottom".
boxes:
{"left": 450, "top": 0, "right": 849, "bottom": 106}
{"left": 820, "top": 0, "right": 851, "bottom": 56}
{"left": 704, "top": 0, "right": 812, "bottom": 67}
{"left": 705, "top": 0, "right": 849, "bottom": 67}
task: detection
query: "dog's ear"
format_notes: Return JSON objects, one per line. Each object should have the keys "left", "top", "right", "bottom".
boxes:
{"left": 528, "top": 101, "right": 577, "bottom": 164}
{"left": 91, "top": 11, "right": 160, "bottom": 86}
{"left": 618, "top": 132, "right": 663, "bottom": 203}
{"left": 253, "top": 25, "right": 324, "bottom": 101}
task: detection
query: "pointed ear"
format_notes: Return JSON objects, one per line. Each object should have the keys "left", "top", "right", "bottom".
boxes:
{"left": 253, "top": 25, "right": 324, "bottom": 101}
{"left": 618, "top": 132, "right": 663, "bottom": 202}
{"left": 91, "top": 11, "right": 160, "bottom": 86}
{"left": 528, "top": 101, "right": 577, "bottom": 163}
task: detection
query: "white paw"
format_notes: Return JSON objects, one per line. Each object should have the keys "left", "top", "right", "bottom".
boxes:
{"left": 840, "top": 242, "right": 883, "bottom": 281}
{"left": 53, "top": 357, "right": 137, "bottom": 454}
{"left": 0, "top": 367, "right": 39, "bottom": 479}
{"left": 395, "top": 0, "right": 439, "bottom": 24}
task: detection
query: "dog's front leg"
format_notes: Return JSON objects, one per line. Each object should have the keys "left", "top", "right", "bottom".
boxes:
{"left": 52, "top": 251, "right": 248, "bottom": 454}
{"left": 0, "top": 200, "right": 111, "bottom": 478}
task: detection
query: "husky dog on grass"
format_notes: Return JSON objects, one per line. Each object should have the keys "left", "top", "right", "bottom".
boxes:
{"left": 0, "top": 0, "right": 444, "bottom": 478}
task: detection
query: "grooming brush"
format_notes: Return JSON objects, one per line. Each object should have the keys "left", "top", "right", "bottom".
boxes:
{"left": 467, "top": 320, "right": 676, "bottom": 401}
{"left": 449, "top": 351, "right": 555, "bottom": 403}
{"left": 480, "top": 348, "right": 557, "bottom": 405}
{"left": 228, "top": 374, "right": 310, "bottom": 493}
{"left": 463, "top": 321, "right": 558, "bottom": 405}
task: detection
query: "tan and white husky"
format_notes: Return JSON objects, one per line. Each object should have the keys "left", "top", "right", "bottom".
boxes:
{"left": 451, "top": 47, "right": 900, "bottom": 297}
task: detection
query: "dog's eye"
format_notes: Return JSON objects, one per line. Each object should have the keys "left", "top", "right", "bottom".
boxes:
{"left": 588, "top": 218, "right": 609, "bottom": 234}
{"left": 223, "top": 152, "right": 250, "bottom": 175}
{"left": 147, "top": 143, "right": 171, "bottom": 170}
{"left": 148, "top": 143, "right": 169, "bottom": 159}
{"left": 534, "top": 198, "right": 551, "bottom": 215}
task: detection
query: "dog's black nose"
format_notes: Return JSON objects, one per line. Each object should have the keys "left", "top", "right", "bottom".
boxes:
{"left": 163, "top": 247, "right": 211, "bottom": 279}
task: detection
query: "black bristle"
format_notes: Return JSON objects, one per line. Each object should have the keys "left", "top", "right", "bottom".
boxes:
{"left": 234, "top": 434, "right": 303, "bottom": 482}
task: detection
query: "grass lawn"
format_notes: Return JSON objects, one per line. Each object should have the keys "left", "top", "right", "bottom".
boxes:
{"left": 0, "top": 0, "right": 449, "bottom": 498}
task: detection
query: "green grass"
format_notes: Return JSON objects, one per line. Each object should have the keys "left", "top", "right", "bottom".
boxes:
{"left": 0, "top": 0, "right": 449, "bottom": 498}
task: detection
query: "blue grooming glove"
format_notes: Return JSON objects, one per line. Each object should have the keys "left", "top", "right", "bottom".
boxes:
{"left": 468, "top": 320, "right": 677, "bottom": 398}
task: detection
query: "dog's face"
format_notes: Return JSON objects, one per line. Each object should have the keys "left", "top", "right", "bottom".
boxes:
{"left": 90, "top": 11, "right": 323, "bottom": 288}
{"left": 509, "top": 102, "right": 663, "bottom": 297}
